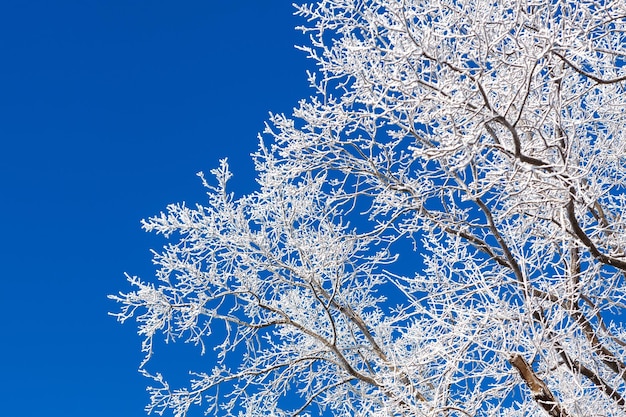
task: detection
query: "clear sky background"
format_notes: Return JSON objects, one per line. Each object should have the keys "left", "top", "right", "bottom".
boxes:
{"left": 0, "top": 2, "right": 312, "bottom": 416}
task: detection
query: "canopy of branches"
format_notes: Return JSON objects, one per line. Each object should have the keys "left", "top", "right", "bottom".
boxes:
{"left": 112, "top": 1, "right": 626, "bottom": 416}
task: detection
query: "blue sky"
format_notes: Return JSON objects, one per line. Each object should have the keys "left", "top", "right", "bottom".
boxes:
{"left": 0, "top": 2, "right": 311, "bottom": 416}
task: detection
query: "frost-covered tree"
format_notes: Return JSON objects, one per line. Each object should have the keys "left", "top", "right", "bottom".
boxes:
{"left": 111, "top": 1, "right": 626, "bottom": 416}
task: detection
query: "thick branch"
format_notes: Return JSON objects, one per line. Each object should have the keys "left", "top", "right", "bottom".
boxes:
{"left": 567, "top": 190, "right": 626, "bottom": 271}
{"left": 509, "top": 354, "right": 570, "bottom": 417}
{"left": 552, "top": 50, "right": 626, "bottom": 85}
{"left": 553, "top": 340, "right": 626, "bottom": 408}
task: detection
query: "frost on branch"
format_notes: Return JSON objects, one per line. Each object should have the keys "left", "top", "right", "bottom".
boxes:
{"left": 113, "top": 1, "right": 626, "bottom": 416}
{"left": 112, "top": 158, "right": 410, "bottom": 415}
